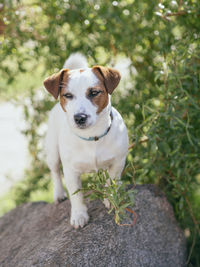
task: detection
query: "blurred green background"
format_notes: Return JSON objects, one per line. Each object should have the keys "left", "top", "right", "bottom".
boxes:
{"left": 0, "top": 0, "right": 200, "bottom": 265}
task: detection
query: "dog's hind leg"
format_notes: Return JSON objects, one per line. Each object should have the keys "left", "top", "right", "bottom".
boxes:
{"left": 45, "top": 122, "right": 66, "bottom": 203}
{"left": 46, "top": 151, "right": 67, "bottom": 203}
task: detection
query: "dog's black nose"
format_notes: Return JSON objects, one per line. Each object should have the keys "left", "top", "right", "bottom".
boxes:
{"left": 74, "top": 113, "right": 88, "bottom": 125}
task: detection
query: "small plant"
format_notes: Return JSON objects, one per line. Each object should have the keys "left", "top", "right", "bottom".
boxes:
{"left": 75, "top": 170, "right": 136, "bottom": 225}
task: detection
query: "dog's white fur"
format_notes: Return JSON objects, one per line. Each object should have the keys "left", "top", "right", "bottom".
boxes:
{"left": 44, "top": 54, "right": 129, "bottom": 228}
{"left": 63, "top": 52, "right": 88, "bottom": 70}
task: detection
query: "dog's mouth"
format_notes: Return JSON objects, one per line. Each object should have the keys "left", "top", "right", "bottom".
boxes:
{"left": 76, "top": 124, "right": 87, "bottom": 129}
{"left": 75, "top": 122, "right": 92, "bottom": 130}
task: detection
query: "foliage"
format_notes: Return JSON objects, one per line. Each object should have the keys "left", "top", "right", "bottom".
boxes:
{"left": 1, "top": 0, "right": 200, "bottom": 265}
{"left": 77, "top": 170, "right": 135, "bottom": 225}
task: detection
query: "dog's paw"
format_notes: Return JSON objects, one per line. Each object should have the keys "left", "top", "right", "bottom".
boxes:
{"left": 103, "top": 198, "right": 111, "bottom": 209}
{"left": 53, "top": 188, "right": 67, "bottom": 204}
{"left": 56, "top": 196, "right": 67, "bottom": 204}
{"left": 70, "top": 208, "right": 89, "bottom": 229}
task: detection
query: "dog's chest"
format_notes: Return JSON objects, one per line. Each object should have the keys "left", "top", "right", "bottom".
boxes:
{"left": 74, "top": 157, "right": 114, "bottom": 172}
{"left": 77, "top": 146, "right": 115, "bottom": 172}
{"left": 60, "top": 139, "right": 115, "bottom": 173}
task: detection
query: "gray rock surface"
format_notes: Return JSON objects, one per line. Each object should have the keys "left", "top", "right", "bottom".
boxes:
{"left": 0, "top": 185, "right": 186, "bottom": 267}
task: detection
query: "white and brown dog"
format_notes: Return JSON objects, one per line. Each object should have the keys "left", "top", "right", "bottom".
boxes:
{"left": 44, "top": 53, "right": 128, "bottom": 229}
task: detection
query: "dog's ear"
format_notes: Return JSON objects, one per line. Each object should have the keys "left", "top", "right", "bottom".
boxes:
{"left": 43, "top": 69, "right": 69, "bottom": 99}
{"left": 92, "top": 66, "right": 121, "bottom": 95}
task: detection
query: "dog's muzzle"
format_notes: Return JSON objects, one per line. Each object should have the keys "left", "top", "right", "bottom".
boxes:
{"left": 74, "top": 113, "right": 88, "bottom": 127}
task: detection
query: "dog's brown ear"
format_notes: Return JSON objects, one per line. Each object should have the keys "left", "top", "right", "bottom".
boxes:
{"left": 43, "top": 69, "right": 69, "bottom": 99}
{"left": 92, "top": 66, "right": 121, "bottom": 95}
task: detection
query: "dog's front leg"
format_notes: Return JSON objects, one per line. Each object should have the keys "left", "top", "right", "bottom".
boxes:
{"left": 63, "top": 167, "right": 89, "bottom": 229}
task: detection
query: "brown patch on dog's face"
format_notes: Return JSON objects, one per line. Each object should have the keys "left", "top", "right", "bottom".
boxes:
{"left": 60, "top": 89, "right": 68, "bottom": 112}
{"left": 43, "top": 68, "right": 69, "bottom": 100}
{"left": 59, "top": 72, "right": 71, "bottom": 112}
{"left": 91, "top": 66, "right": 121, "bottom": 113}
{"left": 86, "top": 82, "right": 109, "bottom": 114}
{"left": 43, "top": 69, "right": 71, "bottom": 112}
{"left": 92, "top": 66, "right": 121, "bottom": 95}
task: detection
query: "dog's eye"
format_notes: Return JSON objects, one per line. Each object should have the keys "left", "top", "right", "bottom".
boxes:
{"left": 63, "top": 93, "right": 73, "bottom": 99}
{"left": 89, "top": 90, "right": 101, "bottom": 97}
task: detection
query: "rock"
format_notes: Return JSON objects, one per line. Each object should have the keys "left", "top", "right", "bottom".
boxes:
{"left": 0, "top": 185, "right": 186, "bottom": 267}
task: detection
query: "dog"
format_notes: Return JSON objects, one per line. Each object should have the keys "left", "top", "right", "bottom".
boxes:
{"left": 44, "top": 53, "right": 129, "bottom": 229}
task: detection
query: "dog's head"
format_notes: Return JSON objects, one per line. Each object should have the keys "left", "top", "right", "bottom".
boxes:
{"left": 43, "top": 66, "right": 121, "bottom": 129}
